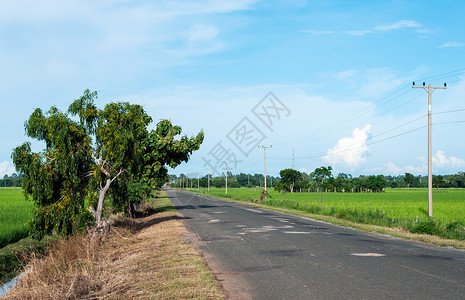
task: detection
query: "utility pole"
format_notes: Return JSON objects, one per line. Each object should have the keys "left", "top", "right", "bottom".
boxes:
{"left": 258, "top": 145, "right": 272, "bottom": 193}
{"left": 224, "top": 161, "right": 228, "bottom": 195}
{"left": 413, "top": 81, "right": 447, "bottom": 217}
{"left": 197, "top": 175, "right": 200, "bottom": 191}
{"left": 208, "top": 171, "right": 210, "bottom": 192}
{"left": 292, "top": 150, "right": 295, "bottom": 169}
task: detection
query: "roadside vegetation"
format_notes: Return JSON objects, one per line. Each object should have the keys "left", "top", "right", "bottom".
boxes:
{"left": 4, "top": 192, "right": 224, "bottom": 299}
{"left": 2, "top": 90, "right": 208, "bottom": 295}
{"left": 181, "top": 187, "right": 465, "bottom": 245}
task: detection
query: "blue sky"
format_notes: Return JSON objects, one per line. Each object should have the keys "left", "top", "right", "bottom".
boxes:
{"left": 1, "top": 0, "right": 465, "bottom": 178}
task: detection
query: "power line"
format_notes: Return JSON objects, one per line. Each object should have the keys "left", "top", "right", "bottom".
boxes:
{"left": 268, "top": 124, "right": 428, "bottom": 161}
{"left": 300, "top": 113, "right": 426, "bottom": 159}
{"left": 274, "top": 69, "right": 465, "bottom": 148}
{"left": 434, "top": 120, "right": 465, "bottom": 125}
{"left": 434, "top": 108, "right": 465, "bottom": 115}
{"left": 419, "top": 67, "right": 465, "bottom": 83}
{"left": 266, "top": 116, "right": 462, "bottom": 163}
{"left": 274, "top": 85, "right": 414, "bottom": 146}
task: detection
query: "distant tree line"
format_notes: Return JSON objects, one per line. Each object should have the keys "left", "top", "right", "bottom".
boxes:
{"left": 169, "top": 172, "right": 278, "bottom": 189}
{"left": 169, "top": 168, "right": 465, "bottom": 193}
{"left": 0, "top": 173, "right": 23, "bottom": 187}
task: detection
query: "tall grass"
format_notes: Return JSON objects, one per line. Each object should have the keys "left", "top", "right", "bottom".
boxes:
{"left": 190, "top": 187, "right": 465, "bottom": 240}
{"left": 0, "top": 188, "right": 33, "bottom": 248}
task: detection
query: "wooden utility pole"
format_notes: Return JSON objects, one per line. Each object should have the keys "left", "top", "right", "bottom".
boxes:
{"left": 413, "top": 82, "right": 446, "bottom": 217}
{"left": 258, "top": 145, "right": 272, "bottom": 193}
{"left": 225, "top": 161, "right": 228, "bottom": 195}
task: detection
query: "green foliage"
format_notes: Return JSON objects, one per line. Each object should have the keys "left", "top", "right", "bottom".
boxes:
{"left": 141, "top": 119, "right": 204, "bottom": 189}
{"left": 0, "top": 174, "right": 23, "bottom": 188}
{"left": 404, "top": 173, "right": 415, "bottom": 189}
{"left": 410, "top": 218, "right": 438, "bottom": 235}
{"left": 111, "top": 180, "right": 153, "bottom": 215}
{"left": 12, "top": 89, "right": 204, "bottom": 239}
{"left": 311, "top": 166, "right": 333, "bottom": 182}
{"left": 433, "top": 175, "right": 445, "bottom": 191}
{"left": 12, "top": 106, "right": 93, "bottom": 239}
{"left": 278, "top": 169, "right": 302, "bottom": 192}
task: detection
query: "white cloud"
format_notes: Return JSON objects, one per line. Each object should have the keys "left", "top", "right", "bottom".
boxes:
{"left": 0, "top": 0, "right": 257, "bottom": 23}
{"left": 370, "top": 151, "right": 465, "bottom": 175}
{"left": 335, "top": 69, "right": 358, "bottom": 80}
{"left": 375, "top": 20, "right": 422, "bottom": 31}
{"left": 346, "top": 30, "right": 372, "bottom": 36}
{"left": 332, "top": 68, "right": 405, "bottom": 100}
{"left": 301, "top": 19, "right": 426, "bottom": 38}
{"left": 323, "top": 125, "right": 371, "bottom": 168}
{"left": 416, "top": 28, "right": 434, "bottom": 34}
{"left": 439, "top": 42, "right": 465, "bottom": 48}
{"left": 433, "top": 150, "right": 465, "bottom": 169}
{"left": 0, "top": 161, "right": 16, "bottom": 178}
{"left": 299, "top": 29, "right": 333, "bottom": 35}
{"left": 189, "top": 24, "right": 219, "bottom": 42}
{"left": 375, "top": 163, "right": 426, "bottom": 175}
{"left": 385, "top": 162, "right": 402, "bottom": 174}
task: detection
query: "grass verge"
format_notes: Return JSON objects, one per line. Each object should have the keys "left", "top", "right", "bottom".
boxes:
{"left": 183, "top": 188, "right": 465, "bottom": 250}
{"left": 4, "top": 191, "right": 224, "bottom": 299}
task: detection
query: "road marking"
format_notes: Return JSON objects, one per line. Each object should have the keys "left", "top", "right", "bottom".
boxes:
{"left": 283, "top": 231, "right": 313, "bottom": 234}
{"left": 208, "top": 219, "right": 221, "bottom": 223}
{"left": 350, "top": 253, "right": 386, "bottom": 257}
{"left": 212, "top": 211, "right": 226, "bottom": 214}
{"left": 268, "top": 217, "right": 294, "bottom": 224}
{"left": 244, "top": 225, "right": 293, "bottom": 233}
{"left": 245, "top": 228, "right": 279, "bottom": 233}
{"left": 244, "top": 208, "right": 264, "bottom": 213}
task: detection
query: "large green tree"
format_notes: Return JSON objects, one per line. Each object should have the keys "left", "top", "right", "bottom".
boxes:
{"left": 13, "top": 90, "right": 204, "bottom": 237}
{"left": 69, "top": 91, "right": 204, "bottom": 228}
{"left": 404, "top": 173, "right": 414, "bottom": 190}
{"left": 311, "top": 166, "right": 333, "bottom": 190}
{"left": 69, "top": 91, "right": 153, "bottom": 226}
{"left": 432, "top": 175, "right": 444, "bottom": 192}
{"left": 278, "top": 169, "right": 302, "bottom": 193}
{"left": 12, "top": 106, "right": 94, "bottom": 238}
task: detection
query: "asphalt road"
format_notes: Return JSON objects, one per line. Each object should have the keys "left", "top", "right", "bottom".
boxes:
{"left": 167, "top": 189, "right": 465, "bottom": 299}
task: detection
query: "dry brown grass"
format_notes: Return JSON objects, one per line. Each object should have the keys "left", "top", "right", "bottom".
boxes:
{"left": 5, "top": 197, "right": 224, "bottom": 299}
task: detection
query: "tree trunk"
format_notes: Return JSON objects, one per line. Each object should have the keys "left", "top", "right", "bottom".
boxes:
{"left": 95, "top": 178, "right": 112, "bottom": 224}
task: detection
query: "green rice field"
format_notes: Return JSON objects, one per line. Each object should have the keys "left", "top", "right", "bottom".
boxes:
{"left": 187, "top": 187, "right": 465, "bottom": 240}
{"left": 0, "top": 188, "right": 33, "bottom": 248}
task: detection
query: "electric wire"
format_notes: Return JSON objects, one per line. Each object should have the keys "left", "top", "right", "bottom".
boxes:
{"left": 274, "top": 69, "right": 464, "bottom": 148}
{"left": 435, "top": 108, "right": 465, "bottom": 115}
{"left": 288, "top": 125, "right": 427, "bottom": 160}
{"left": 241, "top": 68, "right": 465, "bottom": 169}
